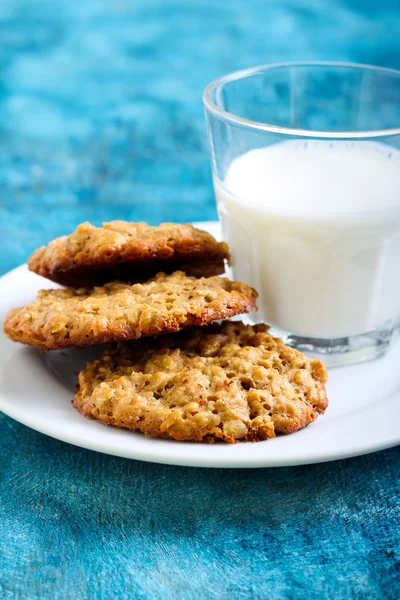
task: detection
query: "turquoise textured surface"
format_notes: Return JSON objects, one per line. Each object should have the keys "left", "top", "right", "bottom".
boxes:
{"left": 0, "top": 1, "right": 399, "bottom": 598}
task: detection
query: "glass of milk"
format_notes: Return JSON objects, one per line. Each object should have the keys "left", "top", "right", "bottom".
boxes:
{"left": 203, "top": 62, "right": 400, "bottom": 367}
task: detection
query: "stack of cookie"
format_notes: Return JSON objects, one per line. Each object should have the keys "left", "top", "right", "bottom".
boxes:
{"left": 4, "top": 221, "right": 328, "bottom": 443}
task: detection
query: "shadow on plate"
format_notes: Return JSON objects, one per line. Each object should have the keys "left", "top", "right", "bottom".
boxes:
{"left": 42, "top": 346, "right": 105, "bottom": 392}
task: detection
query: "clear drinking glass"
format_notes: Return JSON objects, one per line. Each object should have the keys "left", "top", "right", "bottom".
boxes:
{"left": 204, "top": 62, "right": 400, "bottom": 367}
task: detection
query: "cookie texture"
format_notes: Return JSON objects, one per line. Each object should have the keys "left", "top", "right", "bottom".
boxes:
{"left": 75, "top": 321, "right": 328, "bottom": 443}
{"left": 28, "top": 221, "right": 230, "bottom": 286}
{"left": 4, "top": 272, "right": 257, "bottom": 350}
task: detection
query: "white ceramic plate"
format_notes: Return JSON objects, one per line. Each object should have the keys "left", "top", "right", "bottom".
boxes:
{"left": 1, "top": 221, "right": 399, "bottom": 468}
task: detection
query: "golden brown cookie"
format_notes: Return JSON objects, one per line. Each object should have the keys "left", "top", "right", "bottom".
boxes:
{"left": 4, "top": 272, "right": 257, "bottom": 350}
{"left": 75, "top": 321, "right": 328, "bottom": 443}
{"left": 28, "top": 221, "right": 230, "bottom": 286}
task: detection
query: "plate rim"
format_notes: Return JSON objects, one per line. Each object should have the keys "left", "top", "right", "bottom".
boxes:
{"left": 1, "top": 395, "right": 400, "bottom": 468}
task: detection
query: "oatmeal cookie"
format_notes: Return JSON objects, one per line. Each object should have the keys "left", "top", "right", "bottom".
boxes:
{"left": 75, "top": 321, "right": 328, "bottom": 443}
{"left": 4, "top": 272, "right": 257, "bottom": 350}
{"left": 28, "top": 221, "right": 230, "bottom": 286}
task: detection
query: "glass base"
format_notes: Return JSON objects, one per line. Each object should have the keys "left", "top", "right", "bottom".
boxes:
{"left": 276, "top": 326, "right": 395, "bottom": 368}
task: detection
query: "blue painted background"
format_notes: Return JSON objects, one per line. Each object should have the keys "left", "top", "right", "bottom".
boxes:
{"left": 0, "top": 1, "right": 399, "bottom": 598}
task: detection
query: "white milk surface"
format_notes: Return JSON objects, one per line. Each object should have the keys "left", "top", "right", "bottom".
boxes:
{"left": 215, "top": 141, "right": 400, "bottom": 338}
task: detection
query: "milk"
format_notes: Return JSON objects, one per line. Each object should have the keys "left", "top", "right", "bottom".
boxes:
{"left": 215, "top": 141, "right": 400, "bottom": 338}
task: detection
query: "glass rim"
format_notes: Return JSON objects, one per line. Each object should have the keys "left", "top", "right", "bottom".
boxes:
{"left": 203, "top": 61, "right": 400, "bottom": 139}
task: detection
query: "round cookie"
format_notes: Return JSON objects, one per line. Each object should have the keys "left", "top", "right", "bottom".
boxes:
{"left": 75, "top": 321, "right": 328, "bottom": 443}
{"left": 4, "top": 271, "right": 257, "bottom": 350}
{"left": 28, "top": 221, "right": 230, "bottom": 287}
